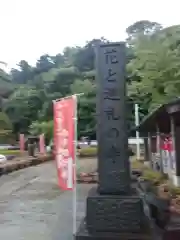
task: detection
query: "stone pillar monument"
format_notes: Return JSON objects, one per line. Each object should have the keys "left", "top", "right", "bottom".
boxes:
{"left": 75, "top": 42, "right": 151, "bottom": 239}
{"left": 96, "top": 42, "right": 130, "bottom": 195}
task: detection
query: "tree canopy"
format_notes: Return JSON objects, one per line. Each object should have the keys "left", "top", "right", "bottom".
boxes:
{"left": 1, "top": 20, "right": 180, "bottom": 142}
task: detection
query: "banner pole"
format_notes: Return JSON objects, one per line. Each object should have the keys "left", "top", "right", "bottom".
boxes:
{"left": 73, "top": 94, "right": 77, "bottom": 236}
{"left": 54, "top": 93, "right": 84, "bottom": 103}
{"left": 72, "top": 92, "right": 84, "bottom": 236}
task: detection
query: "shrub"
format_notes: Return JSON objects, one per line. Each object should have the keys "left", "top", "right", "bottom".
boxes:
{"left": 79, "top": 147, "right": 97, "bottom": 158}
{"left": 29, "top": 120, "right": 53, "bottom": 144}
{"left": 169, "top": 185, "right": 180, "bottom": 197}
{"left": 0, "top": 149, "right": 21, "bottom": 156}
{"left": 131, "top": 160, "right": 146, "bottom": 170}
{"left": 78, "top": 147, "right": 138, "bottom": 158}
{"left": 142, "top": 168, "right": 165, "bottom": 185}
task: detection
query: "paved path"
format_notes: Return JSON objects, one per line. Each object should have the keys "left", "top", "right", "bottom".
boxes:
{"left": 0, "top": 160, "right": 96, "bottom": 240}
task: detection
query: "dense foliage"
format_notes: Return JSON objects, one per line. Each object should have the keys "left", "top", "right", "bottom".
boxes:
{"left": 1, "top": 20, "right": 180, "bottom": 143}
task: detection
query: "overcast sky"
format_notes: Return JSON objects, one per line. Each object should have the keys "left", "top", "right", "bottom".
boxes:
{"left": 0, "top": 0, "right": 180, "bottom": 69}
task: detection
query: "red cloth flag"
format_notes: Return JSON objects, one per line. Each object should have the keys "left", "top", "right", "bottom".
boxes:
{"left": 53, "top": 96, "right": 76, "bottom": 190}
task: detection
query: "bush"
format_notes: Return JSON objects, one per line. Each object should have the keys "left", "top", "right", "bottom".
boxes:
{"left": 29, "top": 120, "right": 53, "bottom": 144}
{"left": 79, "top": 147, "right": 97, "bottom": 157}
{"left": 169, "top": 185, "right": 180, "bottom": 197}
{"left": 78, "top": 146, "right": 136, "bottom": 158}
{"left": 142, "top": 168, "right": 165, "bottom": 185}
{"left": 0, "top": 149, "right": 21, "bottom": 156}
{"left": 131, "top": 160, "right": 146, "bottom": 170}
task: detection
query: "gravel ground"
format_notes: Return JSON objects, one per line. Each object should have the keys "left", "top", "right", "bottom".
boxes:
{"left": 0, "top": 158, "right": 97, "bottom": 240}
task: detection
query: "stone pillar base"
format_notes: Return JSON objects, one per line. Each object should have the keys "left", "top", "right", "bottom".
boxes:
{"left": 75, "top": 219, "right": 152, "bottom": 240}
{"left": 74, "top": 187, "right": 152, "bottom": 239}
{"left": 86, "top": 187, "right": 146, "bottom": 233}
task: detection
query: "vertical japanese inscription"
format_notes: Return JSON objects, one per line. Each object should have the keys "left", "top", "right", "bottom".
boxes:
{"left": 96, "top": 43, "right": 130, "bottom": 193}
{"left": 104, "top": 47, "right": 121, "bottom": 163}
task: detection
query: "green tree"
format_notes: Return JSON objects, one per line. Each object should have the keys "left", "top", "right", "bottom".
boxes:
{"left": 126, "top": 20, "right": 162, "bottom": 44}
{"left": 6, "top": 24, "right": 180, "bottom": 139}
{"left": 4, "top": 86, "right": 44, "bottom": 134}
{"left": 29, "top": 120, "right": 53, "bottom": 144}
{"left": 70, "top": 79, "right": 96, "bottom": 138}
{"left": 127, "top": 24, "right": 180, "bottom": 112}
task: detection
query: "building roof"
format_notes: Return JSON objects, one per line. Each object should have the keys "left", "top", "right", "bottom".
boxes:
{"left": 136, "top": 98, "right": 180, "bottom": 134}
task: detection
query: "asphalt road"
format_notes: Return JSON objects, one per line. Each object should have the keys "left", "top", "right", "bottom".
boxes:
{"left": 0, "top": 160, "right": 96, "bottom": 240}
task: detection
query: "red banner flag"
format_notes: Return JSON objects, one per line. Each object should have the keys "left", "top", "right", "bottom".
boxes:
{"left": 39, "top": 134, "right": 45, "bottom": 154}
{"left": 53, "top": 96, "right": 76, "bottom": 190}
{"left": 161, "top": 136, "right": 176, "bottom": 172}
{"left": 19, "top": 134, "right": 25, "bottom": 152}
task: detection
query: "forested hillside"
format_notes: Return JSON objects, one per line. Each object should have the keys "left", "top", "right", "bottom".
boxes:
{"left": 1, "top": 20, "right": 180, "bottom": 142}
